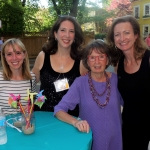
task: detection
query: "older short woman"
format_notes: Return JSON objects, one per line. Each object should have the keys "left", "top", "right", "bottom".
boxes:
{"left": 54, "top": 40, "right": 123, "bottom": 150}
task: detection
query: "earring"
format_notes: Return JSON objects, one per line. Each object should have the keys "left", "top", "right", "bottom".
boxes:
{"left": 115, "top": 45, "right": 118, "bottom": 51}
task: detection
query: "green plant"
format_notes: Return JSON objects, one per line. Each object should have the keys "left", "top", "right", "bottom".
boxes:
{"left": 95, "top": 33, "right": 106, "bottom": 40}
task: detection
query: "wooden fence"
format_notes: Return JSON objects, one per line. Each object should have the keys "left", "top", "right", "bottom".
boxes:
{"left": 4, "top": 32, "right": 95, "bottom": 58}
{"left": 22, "top": 36, "right": 47, "bottom": 58}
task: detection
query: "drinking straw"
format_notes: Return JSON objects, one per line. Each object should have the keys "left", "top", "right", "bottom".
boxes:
{"left": 26, "top": 104, "right": 34, "bottom": 129}
{"left": 26, "top": 92, "right": 36, "bottom": 128}
{"left": 24, "top": 90, "right": 37, "bottom": 129}
{"left": 18, "top": 101, "right": 25, "bottom": 115}
{"left": 17, "top": 101, "right": 27, "bottom": 122}
{"left": 28, "top": 97, "right": 31, "bottom": 114}
{"left": 29, "top": 104, "right": 34, "bottom": 119}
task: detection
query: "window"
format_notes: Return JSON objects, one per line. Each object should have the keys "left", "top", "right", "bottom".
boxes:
{"left": 143, "top": 25, "right": 149, "bottom": 38}
{"left": 144, "top": 3, "right": 150, "bottom": 16}
{"left": 134, "top": 6, "right": 140, "bottom": 18}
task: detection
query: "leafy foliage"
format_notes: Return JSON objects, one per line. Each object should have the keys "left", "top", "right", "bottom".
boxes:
{"left": 0, "top": 0, "right": 119, "bottom": 36}
{"left": 95, "top": 33, "right": 106, "bottom": 39}
{"left": 0, "top": 0, "right": 24, "bottom": 36}
{"left": 23, "top": 1, "right": 40, "bottom": 32}
{"left": 0, "top": 0, "right": 43, "bottom": 36}
{"left": 107, "top": 0, "right": 132, "bottom": 17}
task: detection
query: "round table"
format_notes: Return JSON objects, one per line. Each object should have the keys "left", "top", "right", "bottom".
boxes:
{"left": 1, "top": 111, "right": 92, "bottom": 150}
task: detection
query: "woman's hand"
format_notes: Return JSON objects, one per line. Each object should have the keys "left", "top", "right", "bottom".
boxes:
{"left": 73, "top": 120, "right": 90, "bottom": 133}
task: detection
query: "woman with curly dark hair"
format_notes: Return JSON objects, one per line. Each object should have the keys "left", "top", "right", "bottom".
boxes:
{"left": 32, "top": 16, "right": 87, "bottom": 116}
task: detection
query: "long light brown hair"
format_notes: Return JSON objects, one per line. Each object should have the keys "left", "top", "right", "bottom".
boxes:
{"left": 106, "top": 15, "right": 148, "bottom": 66}
{"left": 1, "top": 38, "right": 32, "bottom": 80}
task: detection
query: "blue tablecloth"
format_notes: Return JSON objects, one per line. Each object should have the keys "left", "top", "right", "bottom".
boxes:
{"left": 1, "top": 111, "right": 92, "bottom": 150}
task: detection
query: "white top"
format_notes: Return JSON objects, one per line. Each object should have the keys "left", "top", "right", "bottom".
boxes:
{"left": 0, "top": 72, "right": 36, "bottom": 114}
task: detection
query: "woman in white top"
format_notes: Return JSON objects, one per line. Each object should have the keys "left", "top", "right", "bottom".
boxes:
{"left": 0, "top": 38, "right": 36, "bottom": 114}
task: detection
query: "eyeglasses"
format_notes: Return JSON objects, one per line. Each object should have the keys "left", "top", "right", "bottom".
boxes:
{"left": 88, "top": 54, "right": 106, "bottom": 62}
{"left": 58, "top": 15, "right": 76, "bottom": 19}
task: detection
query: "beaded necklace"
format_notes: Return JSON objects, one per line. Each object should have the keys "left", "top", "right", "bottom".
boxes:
{"left": 88, "top": 71, "right": 111, "bottom": 108}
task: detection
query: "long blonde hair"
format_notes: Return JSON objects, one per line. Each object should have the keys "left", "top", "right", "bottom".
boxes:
{"left": 1, "top": 38, "right": 32, "bottom": 80}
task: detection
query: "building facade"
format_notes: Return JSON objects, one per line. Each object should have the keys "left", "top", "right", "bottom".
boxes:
{"left": 132, "top": 0, "right": 150, "bottom": 38}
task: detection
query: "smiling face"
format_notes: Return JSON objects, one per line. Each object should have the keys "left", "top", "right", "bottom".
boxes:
{"left": 87, "top": 49, "right": 108, "bottom": 74}
{"left": 114, "top": 22, "right": 138, "bottom": 52}
{"left": 54, "top": 20, "right": 75, "bottom": 50}
{"left": 4, "top": 44, "right": 26, "bottom": 71}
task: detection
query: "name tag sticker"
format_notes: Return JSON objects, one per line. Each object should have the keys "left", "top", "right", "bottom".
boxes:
{"left": 54, "top": 78, "right": 69, "bottom": 92}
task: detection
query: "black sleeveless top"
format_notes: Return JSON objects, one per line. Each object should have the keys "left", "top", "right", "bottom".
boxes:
{"left": 34, "top": 52, "right": 80, "bottom": 117}
{"left": 117, "top": 50, "right": 150, "bottom": 127}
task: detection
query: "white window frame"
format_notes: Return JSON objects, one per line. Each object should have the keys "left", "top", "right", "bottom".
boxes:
{"left": 143, "top": 25, "right": 149, "bottom": 38}
{"left": 134, "top": 5, "right": 140, "bottom": 18}
{"left": 143, "top": 3, "right": 150, "bottom": 16}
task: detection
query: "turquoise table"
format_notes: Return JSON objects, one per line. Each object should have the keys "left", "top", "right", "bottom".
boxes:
{"left": 1, "top": 111, "right": 92, "bottom": 150}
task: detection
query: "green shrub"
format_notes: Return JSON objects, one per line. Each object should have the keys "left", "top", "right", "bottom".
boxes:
{"left": 95, "top": 33, "right": 106, "bottom": 40}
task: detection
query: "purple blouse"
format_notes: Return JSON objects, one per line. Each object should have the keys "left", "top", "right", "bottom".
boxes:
{"left": 54, "top": 73, "right": 123, "bottom": 150}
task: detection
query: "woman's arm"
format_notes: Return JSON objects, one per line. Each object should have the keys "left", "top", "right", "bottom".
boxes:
{"left": 32, "top": 51, "right": 45, "bottom": 83}
{"left": 55, "top": 110, "right": 90, "bottom": 133}
{"left": 54, "top": 78, "right": 90, "bottom": 133}
{"left": 80, "top": 60, "right": 88, "bottom": 75}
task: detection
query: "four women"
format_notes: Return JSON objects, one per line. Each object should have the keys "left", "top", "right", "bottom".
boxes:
{"left": 2, "top": 15, "right": 148, "bottom": 150}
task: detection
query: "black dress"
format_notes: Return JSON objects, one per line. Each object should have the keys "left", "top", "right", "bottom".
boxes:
{"left": 117, "top": 50, "right": 150, "bottom": 150}
{"left": 34, "top": 52, "right": 80, "bottom": 117}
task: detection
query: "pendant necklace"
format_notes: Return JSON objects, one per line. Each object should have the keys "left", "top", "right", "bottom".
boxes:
{"left": 88, "top": 71, "right": 111, "bottom": 108}
{"left": 59, "top": 53, "right": 64, "bottom": 72}
{"left": 53, "top": 53, "right": 70, "bottom": 92}
{"left": 59, "top": 53, "right": 70, "bottom": 72}
{"left": 60, "top": 64, "right": 64, "bottom": 71}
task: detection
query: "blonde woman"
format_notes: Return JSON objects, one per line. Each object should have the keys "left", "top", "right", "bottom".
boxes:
{"left": 0, "top": 38, "right": 36, "bottom": 114}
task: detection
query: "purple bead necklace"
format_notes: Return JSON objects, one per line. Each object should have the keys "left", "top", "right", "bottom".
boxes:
{"left": 88, "top": 71, "right": 111, "bottom": 108}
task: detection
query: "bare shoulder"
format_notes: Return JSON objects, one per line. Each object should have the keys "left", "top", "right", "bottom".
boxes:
{"left": 32, "top": 51, "right": 45, "bottom": 72}
{"left": 37, "top": 51, "right": 45, "bottom": 60}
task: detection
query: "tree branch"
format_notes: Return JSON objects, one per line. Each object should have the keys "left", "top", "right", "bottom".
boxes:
{"left": 51, "top": 0, "right": 61, "bottom": 15}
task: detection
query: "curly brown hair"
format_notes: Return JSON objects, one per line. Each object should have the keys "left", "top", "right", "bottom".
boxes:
{"left": 42, "top": 16, "right": 84, "bottom": 60}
